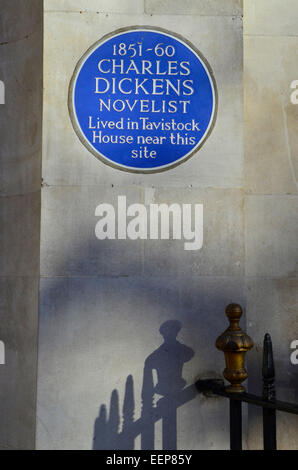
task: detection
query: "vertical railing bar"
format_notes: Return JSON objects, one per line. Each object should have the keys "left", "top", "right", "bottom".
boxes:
{"left": 262, "top": 333, "right": 277, "bottom": 450}
{"left": 230, "top": 399, "right": 242, "bottom": 450}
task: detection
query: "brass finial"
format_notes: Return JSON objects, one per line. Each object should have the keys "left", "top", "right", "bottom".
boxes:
{"left": 216, "top": 304, "right": 253, "bottom": 393}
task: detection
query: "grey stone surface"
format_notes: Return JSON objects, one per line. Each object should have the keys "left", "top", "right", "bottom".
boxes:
{"left": 42, "top": 12, "right": 242, "bottom": 188}
{"left": 244, "top": 36, "right": 298, "bottom": 195}
{"left": 285, "top": 101, "right": 298, "bottom": 185}
{"left": 143, "top": 188, "right": 244, "bottom": 277}
{"left": 244, "top": 0, "right": 298, "bottom": 449}
{"left": 36, "top": 275, "right": 244, "bottom": 450}
{"left": 40, "top": 185, "right": 144, "bottom": 277}
{"left": 0, "top": 0, "right": 42, "bottom": 450}
{"left": 0, "top": 192, "right": 41, "bottom": 277}
{"left": 145, "top": 0, "right": 242, "bottom": 16}
{"left": 245, "top": 195, "right": 298, "bottom": 278}
{"left": 0, "top": 0, "right": 42, "bottom": 44}
{"left": 244, "top": 0, "right": 298, "bottom": 36}
{"left": 0, "top": 277, "right": 39, "bottom": 449}
{"left": 246, "top": 278, "right": 298, "bottom": 450}
{"left": 0, "top": 32, "right": 42, "bottom": 196}
{"left": 44, "top": 0, "right": 144, "bottom": 14}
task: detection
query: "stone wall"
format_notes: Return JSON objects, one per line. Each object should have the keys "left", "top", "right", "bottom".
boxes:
{"left": 0, "top": 0, "right": 43, "bottom": 449}
{"left": 0, "top": 0, "right": 297, "bottom": 450}
{"left": 36, "top": 0, "right": 243, "bottom": 449}
{"left": 244, "top": 0, "right": 298, "bottom": 450}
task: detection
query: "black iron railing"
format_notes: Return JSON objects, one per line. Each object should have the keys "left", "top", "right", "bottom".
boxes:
{"left": 196, "top": 305, "right": 298, "bottom": 450}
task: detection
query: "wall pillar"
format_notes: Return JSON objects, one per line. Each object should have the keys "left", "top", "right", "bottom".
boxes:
{"left": 0, "top": 0, "right": 43, "bottom": 449}
{"left": 244, "top": 0, "right": 298, "bottom": 450}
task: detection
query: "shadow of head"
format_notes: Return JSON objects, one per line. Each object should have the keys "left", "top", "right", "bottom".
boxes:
{"left": 159, "top": 320, "right": 182, "bottom": 341}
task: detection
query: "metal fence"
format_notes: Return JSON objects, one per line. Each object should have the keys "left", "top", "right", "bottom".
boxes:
{"left": 196, "top": 304, "right": 298, "bottom": 450}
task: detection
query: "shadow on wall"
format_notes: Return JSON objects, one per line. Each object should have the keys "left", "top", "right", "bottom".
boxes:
{"left": 37, "top": 230, "right": 242, "bottom": 450}
{"left": 93, "top": 320, "right": 197, "bottom": 450}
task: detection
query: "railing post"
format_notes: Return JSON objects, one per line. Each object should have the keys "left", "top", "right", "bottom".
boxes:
{"left": 216, "top": 304, "right": 253, "bottom": 393}
{"left": 230, "top": 399, "right": 242, "bottom": 450}
{"left": 262, "top": 333, "right": 277, "bottom": 450}
{"left": 216, "top": 304, "right": 253, "bottom": 449}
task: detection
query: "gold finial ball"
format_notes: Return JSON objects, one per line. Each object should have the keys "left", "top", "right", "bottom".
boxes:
{"left": 225, "top": 303, "right": 243, "bottom": 321}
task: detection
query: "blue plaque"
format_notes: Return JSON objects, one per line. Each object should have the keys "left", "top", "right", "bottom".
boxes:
{"left": 69, "top": 27, "right": 217, "bottom": 173}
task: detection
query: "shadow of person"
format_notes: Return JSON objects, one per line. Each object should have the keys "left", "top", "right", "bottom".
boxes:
{"left": 141, "top": 320, "right": 194, "bottom": 450}
{"left": 93, "top": 320, "right": 196, "bottom": 450}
